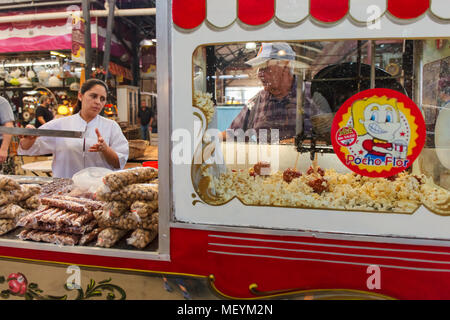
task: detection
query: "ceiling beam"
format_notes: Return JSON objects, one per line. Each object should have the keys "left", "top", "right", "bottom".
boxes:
{"left": 0, "top": 1, "right": 83, "bottom": 10}
{"left": 0, "top": 7, "right": 155, "bottom": 23}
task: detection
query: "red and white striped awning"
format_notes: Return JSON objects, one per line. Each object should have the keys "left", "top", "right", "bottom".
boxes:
{"left": 172, "top": 0, "right": 450, "bottom": 29}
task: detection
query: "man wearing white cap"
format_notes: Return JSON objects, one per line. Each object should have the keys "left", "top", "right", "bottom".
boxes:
{"left": 225, "top": 42, "right": 297, "bottom": 141}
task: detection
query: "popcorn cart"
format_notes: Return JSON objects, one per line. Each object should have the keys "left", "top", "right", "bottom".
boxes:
{"left": 0, "top": 0, "right": 449, "bottom": 300}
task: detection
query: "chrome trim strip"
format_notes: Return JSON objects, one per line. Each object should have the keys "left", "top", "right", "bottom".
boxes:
{"left": 0, "top": 127, "right": 84, "bottom": 138}
{"left": 170, "top": 222, "right": 450, "bottom": 248}
{"left": 208, "top": 242, "right": 450, "bottom": 265}
{"left": 208, "top": 234, "right": 450, "bottom": 255}
{"left": 156, "top": 0, "right": 171, "bottom": 257}
{"left": 0, "top": 238, "right": 169, "bottom": 261}
{"left": 208, "top": 250, "right": 450, "bottom": 273}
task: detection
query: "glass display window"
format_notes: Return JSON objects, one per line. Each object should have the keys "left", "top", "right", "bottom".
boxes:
{"left": 190, "top": 39, "right": 450, "bottom": 217}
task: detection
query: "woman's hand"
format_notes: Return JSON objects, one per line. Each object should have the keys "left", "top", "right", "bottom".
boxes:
{"left": 89, "top": 128, "right": 108, "bottom": 153}
{"left": 0, "top": 149, "right": 7, "bottom": 163}
{"left": 19, "top": 124, "right": 38, "bottom": 150}
{"left": 89, "top": 128, "right": 120, "bottom": 168}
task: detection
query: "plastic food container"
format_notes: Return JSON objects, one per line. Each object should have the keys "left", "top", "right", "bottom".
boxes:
{"left": 142, "top": 161, "right": 158, "bottom": 169}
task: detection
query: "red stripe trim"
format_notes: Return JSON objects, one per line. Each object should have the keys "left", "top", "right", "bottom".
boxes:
{"left": 238, "top": 0, "right": 275, "bottom": 26}
{"left": 208, "top": 235, "right": 450, "bottom": 262}
{"left": 0, "top": 34, "right": 72, "bottom": 53}
{"left": 388, "top": 0, "right": 430, "bottom": 19}
{"left": 172, "top": 0, "right": 206, "bottom": 29}
{"left": 310, "top": 0, "right": 349, "bottom": 23}
{"left": 0, "top": 19, "right": 68, "bottom": 31}
{"left": 3, "top": 228, "right": 450, "bottom": 299}
{"left": 172, "top": 0, "right": 443, "bottom": 29}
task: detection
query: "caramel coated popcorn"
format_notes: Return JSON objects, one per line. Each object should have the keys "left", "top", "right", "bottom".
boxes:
{"left": 206, "top": 168, "right": 449, "bottom": 214}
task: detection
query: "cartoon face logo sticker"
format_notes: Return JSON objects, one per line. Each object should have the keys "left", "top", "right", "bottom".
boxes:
{"left": 331, "top": 89, "right": 426, "bottom": 177}
{"left": 352, "top": 96, "right": 408, "bottom": 161}
{"left": 360, "top": 101, "right": 401, "bottom": 141}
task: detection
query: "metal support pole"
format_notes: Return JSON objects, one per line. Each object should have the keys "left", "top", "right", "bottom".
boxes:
{"left": 82, "top": 0, "right": 92, "bottom": 79}
{"left": 155, "top": 0, "right": 171, "bottom": 259}
{"left": 403, "top": 40, "right": 414, "bottom": 97}
{"left": 357, "top": 40, "right": 362, "bottom": 92}
{"left": 131, "top": 29, "right": 140, "bottom": 87}
{"left": 413, "top": 40, "right": 423, "bottom": 109}
{"left": 102, "top": 0, "right": 116, "bottom": 78}
{"left": 206, "top": 46, "right": 216, "bottom": 104}
{"left": 370, "top": 40, "right": 376, "bottom": 89}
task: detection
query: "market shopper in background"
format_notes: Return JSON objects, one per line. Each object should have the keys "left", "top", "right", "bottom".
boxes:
{"left": 18, "top": 79, "right": 129, "bottom": 178}
{"left": 35, "top": 95, "right": 54, "bottom": 128}
{"left": 149, "top": 103, "right": 157, "bottom": 133}
{"left": 223, "top": 42, "right": 297, "bottom": 142}
{"left": 0, "top": 96, "right": 15, "bottom": 163}
{"left": 138, "top": 99, "right": 152, "bottom": 141}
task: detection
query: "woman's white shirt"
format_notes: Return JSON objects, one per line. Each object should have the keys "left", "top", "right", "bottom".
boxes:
{"left": 18, "top": 113, "right": 129, "bottom": 178}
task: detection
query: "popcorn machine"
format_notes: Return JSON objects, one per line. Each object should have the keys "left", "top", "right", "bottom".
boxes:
{"left": 160, "top": 0, "right": 450, "bottom": 299}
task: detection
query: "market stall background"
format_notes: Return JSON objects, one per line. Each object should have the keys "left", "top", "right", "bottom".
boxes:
{"left": 0, "top": 0, "right": 168, "bottom": 301}
{"left": 0, "top": 0, "right": 158, "bottom": 174}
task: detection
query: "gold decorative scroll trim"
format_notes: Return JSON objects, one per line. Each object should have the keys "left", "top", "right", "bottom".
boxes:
{"left": 208, "top": 274, "right": 395, "bottom": 300}
{"left": 249, "top": 283, "right": 396, "bottom": 300}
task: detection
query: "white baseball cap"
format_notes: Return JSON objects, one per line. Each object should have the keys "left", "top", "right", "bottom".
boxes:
{"left": 246, "top": 42, "right": 295, "bottom": 67}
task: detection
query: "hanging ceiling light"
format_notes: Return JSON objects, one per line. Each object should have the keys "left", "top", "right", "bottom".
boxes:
{"left": 50, "top": 51, "right": 67, "bottom": 58}
{"left": 140, "top": 39, "right": 154, "bottom": 46}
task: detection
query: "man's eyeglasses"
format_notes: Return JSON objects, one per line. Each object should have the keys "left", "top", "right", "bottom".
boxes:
{"left": 257, "top": 64, "right": 289, "bottom": 80}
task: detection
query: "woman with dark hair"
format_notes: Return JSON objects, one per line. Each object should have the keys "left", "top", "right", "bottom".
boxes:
{"left": 18, "top": 79, "right": 129, "bottom": 178}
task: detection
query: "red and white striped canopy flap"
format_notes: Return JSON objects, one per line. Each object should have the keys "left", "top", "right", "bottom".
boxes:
{"left": 172, "top": 0, "right": 450, "bottom": 29}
